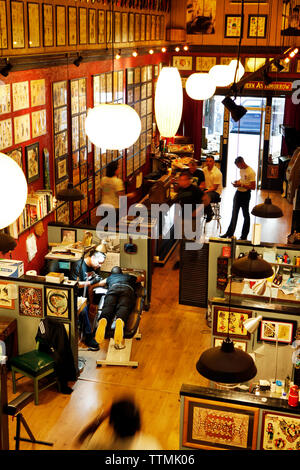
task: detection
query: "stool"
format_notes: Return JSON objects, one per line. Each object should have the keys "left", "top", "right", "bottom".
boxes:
{"left": 10, "top": 348, "right": 60, "bottom": 405}
{"left": 211, "top": 201, "right": 221, "bottom": 233}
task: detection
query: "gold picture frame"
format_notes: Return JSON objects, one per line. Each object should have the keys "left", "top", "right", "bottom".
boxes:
{"left": 56, "top": 5, "right": 66, "bottom": 47}
{"left": 128, "top": 12, "right": 134, "bottom": 42}
{"left": 27, "top": 2, "right": 40, "bottom": 48}
{"left": 0, "top": 1, "right": 8, "bottom": 48}
{"left": 43, "top": 3, "right": 53, "bottom": 47}
{"left": 121, "top": 12, "right": 128, "bottom": 42}
{"left": 11, "top": 0, "right": 25, "bottom": 48}
{"left": 114, "top": 11, "right": 121, "bottom": 43}
{"left": 98, "top": 10, "right": 105, "bottom": 43}
{"left": 68, "top": 6, "right": 77, "bottom": 46}
{"left": 79, "top": 7, "right": 87, "bottom": 45}
{"left": 89, "top": 8, "right": 96, "bottom": 44}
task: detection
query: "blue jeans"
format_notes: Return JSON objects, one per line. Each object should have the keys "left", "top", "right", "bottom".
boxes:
{"left": 79, "top": 306, "right": 92, "bottom": 337}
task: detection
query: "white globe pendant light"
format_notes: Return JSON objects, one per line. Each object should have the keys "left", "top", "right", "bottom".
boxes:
{"left": 0, "top": 153, "right": 28, "bottom": 229}
{"left": 154, "top": 67, "right": 183, "bottom": 138}
{"left": 228, "top": 60, "right": 245, "bottom": 82}
{"left": 208, "top": 64, "right": 234, "bottom": 87}
{"left": 85, "top": 103, "right": 141, "bottom": 151}
{"left": 186, "top": 73, "right": 216, "bottom": 100}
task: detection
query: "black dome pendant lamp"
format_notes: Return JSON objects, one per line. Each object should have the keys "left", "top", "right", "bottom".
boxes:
{"left": 251, "top": 197, "right": 283, "bottom": 219}
{"left": 231, "top": 248, "right": 274, "bottom": 279}
{"left": 56, "top": 182, "right": 84, "bottom": 202}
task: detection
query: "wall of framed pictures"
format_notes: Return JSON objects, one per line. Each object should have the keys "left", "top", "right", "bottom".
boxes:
{"left": 0, "top": 1, "right": 168, "bottom": 55}
{"left": 126, "top": 65, "right": 154, "bottom": 178}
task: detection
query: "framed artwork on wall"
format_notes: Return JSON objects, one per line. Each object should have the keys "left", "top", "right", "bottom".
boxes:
{"left": 68, "top": 6, "right": 77, "bottom": 46}
{"left": 213, "top": 306, "right": 252, "bottom": 339}
{"left": 61, "top": 228, "right": 76, "bottom": 244}
{"left": 19, "top": 286, "right": 43, "bottom": 317}
{"left": 121, "top": 12, "right": 128, "bottom": 42}
{"left": 56, "top": 201, "right": 69, "bottom": 224}
{"left": 106, "top": 10, "right": 112, "bottom": 43}
{"left": 128, "top": 12, "right": 134, "bottom": 42}
{"left": 7, "top": 147, "right": 23, "bottom": 169}
{"left": 56, "top": 155, "right": 68, "bottom": 182}
{"left": 79, "top": 7, "right": 87, "bottom": 45}
{"left": 261, "top": 411, "right": 300, "bottom": 450}
{"left": 248, "top": 15, "right": 267, "bottom": 38}
{"left": 0, "top": 118, "right": 13, "bottom": 150}
{"left": 146, "top": 14, "right": 151, "bottom": 41}
{"left": 134, "top": 13, "right": 140, "bottom": 42}
{"left": 89, "top": 8, "right": 96, "bottom": 44}
{"left": 27, "top": 2, "right": 40, "bottom": 48}
{"left": 56, "top": 5, "right": 66, "bottom": 46}
{"left": 258, "top": 319, "right": 297, "bottom": 344}
{"left": 195, "top": 56, "right": 216, "bottom": 72}
{"left": 0, "top": 281, "right": 15, "bottom": 309}
{"left": 14, "top": 114, "right": 30, "bottom": 144}
{"left": 182, "top": 396, "right": 259, "bottom": 450}
{"left": 31, "top": 109, "right": 47, "bottom": 138}
{"left": 0, "top": 84, "right": 10, "bottom": 114}
{"left": 140, "top": 14, "right": 145, "bottom": 41}
{"left": 214, "top": 338, "right": 247, "bottom": 351}
{"left": 114, "top": 11, "right": 121, "bottom": 43}
{"left": 11, "top": 0, "right": 25, "bottom": 48}
{"left": 30, "top": 79, "right": 46, "bottom": 107}
{"left": 225, "top": 15, "right": 242, "bottom": 38}
{"left": 0, "top": 1, "right": 8, "bottom": 48}
{"left": 45, "top": 287, "right": 70, "bottom": 320}
{"left": 25, "top": 142, "right": 40, "bottom": 183}
{"left": 43, "top": 3, "right": 53, "bottom": 47}
{"left": 172, "top": 56, "right": 193, "bottom": 70}
{"left": 12, "top": 81, "right": 29, "bottom": 112}
{"left": 98, "top": 10, "right": 105, "bottom": 44}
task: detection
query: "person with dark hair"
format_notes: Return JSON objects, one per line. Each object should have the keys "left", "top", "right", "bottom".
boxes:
{"left": 95, "top": 266, "right": 144, "bottom": 347}
{"left": 188, "top": 159, "right": 205, "bottom": 187}
{"left": 221, "top": 156, "right": 256, "bottom": 241}
{"left": 202, "top": 155, "right": 223, "bottom": 202}
{"left": 76, "top": 397, "right": 161, "bottom": 450}
{"left": 70, "top": 249, "right": 106, "bottom": 350}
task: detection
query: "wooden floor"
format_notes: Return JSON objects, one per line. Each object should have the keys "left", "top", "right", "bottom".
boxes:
{"left": 5, "top": 188, "right": 293, "bottom": 451}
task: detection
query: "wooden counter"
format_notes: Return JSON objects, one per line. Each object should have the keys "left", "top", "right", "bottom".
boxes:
{"left": 225, "top": 280, "right": 299, "bottom": 306}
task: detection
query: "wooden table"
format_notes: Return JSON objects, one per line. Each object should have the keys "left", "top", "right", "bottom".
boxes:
{"left": 0, "top": 316, "right": 18, "bottom": 360}
{"left": 225, "top": 281, "right": 299, "bottom": 305}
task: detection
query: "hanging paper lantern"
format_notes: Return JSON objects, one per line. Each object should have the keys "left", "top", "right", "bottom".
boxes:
{"left": 85, "top": 103, "right": 141, "bottom": 151}
{"left": 186, "top": 73, "right": 216, "bottom": 100}
{"left": 154, "top": 67, "right": 183, "bottom": 138}
{"left": 228, "top": 60, "right": 245, "bottom": 82}
{"left": 0, "top": 153, "right": 28, "bottom": 229}
{"left": 208, "top": 64, "right": 234, "bottom": 87}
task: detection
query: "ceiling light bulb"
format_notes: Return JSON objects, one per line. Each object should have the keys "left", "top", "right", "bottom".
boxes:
{"left": 183, "top": 45, "right": 189, "bottom": 51}
{"left": 115, "top": 53, "right": 121, "bottom": 60}
{"left": 294, "top": 48, "right": 299, "bottom": 54}
{"left": 175, "top": 47, "right": 180, "bottom": 52}
{"left": 284, "top": 57, "right": 290, "bottom": 63}
{"left": 132, "top": 50, "right": 138, "bottom": 57}
{"left": 149, "top": 49, "right": 154, "bottom": 55}
{"left": 161, "top": 47, "right": 167, "bottom": 53}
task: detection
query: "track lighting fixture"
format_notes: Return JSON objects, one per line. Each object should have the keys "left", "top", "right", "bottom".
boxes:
{"left": 132, "top": 50, "right": 138, "bottom": 57}
{"left": 262, "top": 68, "right": 273, "bottom": 86}
{"left": 183, "top": 45, "right": 189, "bottom": 51}
{"left": 161, "top": 47, "right": 167, "bottom": 53}
{"left": 73, "top": 54, "right": 83, "bottom": 67}
{"left": 0, "top": 59, "right": 12, "bottom": 77}
{"left": 115, "top": 50, "right": 121, "bottom": 60}
{"left": 273, "top": 59, "right": 284, "bottom": 72}
{"left": 222, "top": 96, "right": 247, "bottom": 122}
{"left": 149, "top": 49, "right": 154, "bottom": 55}
{"left": 175, "top": 46, "right": 180, "bottom": 52}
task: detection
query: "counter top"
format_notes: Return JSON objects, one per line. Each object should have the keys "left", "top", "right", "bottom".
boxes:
{"left": 180, "top": 384, "right": 300, "bottom": 415}
{"left": 210, "top": 295, "right": 300, "bottom": 315}
{"left": 225, "top": 280, "right": 300, "bottom": 307}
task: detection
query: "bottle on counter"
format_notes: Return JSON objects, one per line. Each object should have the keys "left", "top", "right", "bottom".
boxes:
{"left": 288, "top": 385, "right": 299, "bottom": 407}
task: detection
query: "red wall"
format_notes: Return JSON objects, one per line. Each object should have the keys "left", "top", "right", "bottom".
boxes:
{"left": 1, "top": 52, "right": 167, "bottom": 273}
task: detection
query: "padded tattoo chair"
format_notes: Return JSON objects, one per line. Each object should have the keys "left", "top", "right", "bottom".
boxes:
{"left": 93, "top": 271, "right": 146, "bottom": 369}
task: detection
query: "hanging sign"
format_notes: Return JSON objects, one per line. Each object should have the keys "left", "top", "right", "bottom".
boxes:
{"left": 244, "top": 81, "right": 293, "bottom": 91}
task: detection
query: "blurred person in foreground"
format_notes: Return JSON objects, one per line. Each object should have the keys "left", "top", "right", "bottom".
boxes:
{"left": 76, "top": 397, "right": 161, "bottom": 450}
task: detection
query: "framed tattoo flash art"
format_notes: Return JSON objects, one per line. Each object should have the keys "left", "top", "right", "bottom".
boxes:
{"left": 56, "top": 5, "right": 66, "bottom": 46}
{"left": 7, "top": 147, "right": 23, "bottom": 169}
{"left": 68, "top": 6, "right": 77, "bottom": 46}
{"left": 11, "top": 0, "right": 25, "bottom": 48}
{"left": 257, "top": 318, "right": 297, "bottom": 344}
{"left": 45, "top": 287, "right": 70, "bottom": 320}
{"left": 182, "top": 396, "right": 259, "bottom": 450}
{"left": 27, "top": 2, "right": 40, "bottom": 48}
{"left": 213, "top": 306, "right": 252, "bottom": 339}
{"left": 19, "top": 286, "right": 43, "bottom": 317}
{"left": 0, "top": 281, "right": 15, "bottom": 309}
{"left": 172, "top": 56, "right": 193, "bottom": 70}
{"left": 261, "top": 411, "right": 300, "bottom": 450}
{"left": 25, "top": 142, "right": 40, "bottom": 183}
{"left": 248, "top": 15, "right": 267, "bottom": 39}
{"left": 43, "top": 3, "right": 53, "bottom": 47}
{"left": 225, "top": 15, "right": 242, "bottom": 38}
{"left": 0, "top": 1, "right": 8, "bottom": 49}
{"left": 61, "top": 228, "right": 76, "bottom": 244}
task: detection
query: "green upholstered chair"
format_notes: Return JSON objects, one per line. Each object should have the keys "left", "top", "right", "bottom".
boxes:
{"left": 10, "top": 343, "right": 60, "bottom": 405}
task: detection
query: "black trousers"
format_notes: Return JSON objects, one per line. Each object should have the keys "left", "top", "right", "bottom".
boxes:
{"left": 225, "top": 190, "right": 251, "bottom": 239}
{"left": 101, "top": 284, "right": 136, "bottom": 325}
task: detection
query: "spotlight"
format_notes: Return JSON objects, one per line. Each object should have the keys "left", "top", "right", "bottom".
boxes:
{"left": 73, "top": 55, "right": 83, "bottom": 67}
{"left": 175, "top": 47, "right": 180, "bottom": 52}
{"left": 273, "top": 59, "right": 284, "bottom": 72}
{"left": 149, "top": 49, "right": 154, "bottom": 55}
{"left": 115, "top": 50, "right": 121, "bottom": 60}
{"left": 183, "top": 45, "right": 189, "bottom": 51}
{"left": 284, "top": 57, "right": 290, "bottom": 64}
{"left": 222, "top": 96, "right": 247, "bottom": 122}
{"left": 161, "top": 47, "right": 167, "bottom": 53}
{"left": 262, "top": 69, "right": 273, "bottom": 86}
{"left": 132, "top": 50, "right": 138, "bottom": 57}
{"left": 0, "top": 60, "right": 12, "bottom": 77}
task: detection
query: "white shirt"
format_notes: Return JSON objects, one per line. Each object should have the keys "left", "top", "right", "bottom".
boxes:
{"left": 203, "top": 165, "right": 223, "bottom": 194}
{"left": 238, "top": 166, "right": 256, "bottom": 192}
{"left": 100, "top": 176, "right": 124, "bottom": 208}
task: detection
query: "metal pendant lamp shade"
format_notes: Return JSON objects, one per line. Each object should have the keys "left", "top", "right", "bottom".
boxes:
{"left": 231, "top": 248, "right": 273, "bottom": 279}
{"left": 251, "top": 197, "right": 283, "bottom": 219}
{"left": 0, "top": 232, "right": 17, "bottom": 254}
{"left": 196, "top": 338, "right": 257, "bottom": 384}
{"left": 56, "top": 183, "right": 84, "bottom": 202}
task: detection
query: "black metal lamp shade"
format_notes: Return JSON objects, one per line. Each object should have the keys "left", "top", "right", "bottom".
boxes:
{"left": 56, "top": 183, "right": 84, "bottom": 202}
{"left": 251, "top": 197, "right": 283, "bottom": 219}
{"left": 196, "top": 338, "right": 257, "bottom": 384}
{"left": 0, "top": 232, "right": 17, "bottom": 254}
{"left": 231, "top": 248, "right": 273, "bottom": 279}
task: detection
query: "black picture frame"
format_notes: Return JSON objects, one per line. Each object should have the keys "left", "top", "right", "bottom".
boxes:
{"left": 11, "top": 0, "right": 25, "bottom": 48}
{"left": 27, "top": 2, "right": 40, "bottom": 48}
{"left": 225, "top": 14, "right": 243, "bottom": 38}
{"left": 68, "top": 6, "right": 77, "bottom": 46}
{"left": 61, "top": 228, "right": 77, "bottom": 243}
{"left": 42, "top": 3, "right": 54, "bottom": 47}
{"left": 56, "top": 5, "right": 66, "bottom": 47}
{"left": 25, "top": 142, "right": 40, "bottom": 184}
{"left": 247, "top": 14, "right": 267, "bottom": 39}
{"left": 44, "top": 286, "right": 71, "bottom": 320}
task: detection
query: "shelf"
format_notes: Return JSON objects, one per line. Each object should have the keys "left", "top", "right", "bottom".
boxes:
{"left": 18, "top": 209, "right": 55, "bottom": 237}
{"left": 270, "top": 262, "right": 299, "bottom": 268}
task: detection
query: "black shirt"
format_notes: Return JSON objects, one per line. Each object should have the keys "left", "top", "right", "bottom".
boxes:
{"left": 70, "top": 259, "right": 98, "bottom": 296}
{"left": 106, "top": 273, "right": 138, "bottom": 290}
{"left": 173, "top": 184, "right": 205, "bottom": 217}
{"left": 189, "top": 169, "right": 205, "bottom": 186}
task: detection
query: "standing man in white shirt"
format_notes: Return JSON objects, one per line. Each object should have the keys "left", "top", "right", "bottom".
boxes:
{"left": 221, "top": 156, "right": 256, "bottom": 240}
{"left": 202, "top": 155, "right": 223, "bottom": 203}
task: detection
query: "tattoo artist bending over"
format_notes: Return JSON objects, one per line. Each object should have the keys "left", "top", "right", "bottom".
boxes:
{"left": 95, "top": 266, "right": 144, "bottom": 347}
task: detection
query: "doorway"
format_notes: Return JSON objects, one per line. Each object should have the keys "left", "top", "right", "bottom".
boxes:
{"left": 227, "top": 96, "right": 266, "bottom": 187}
